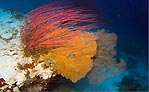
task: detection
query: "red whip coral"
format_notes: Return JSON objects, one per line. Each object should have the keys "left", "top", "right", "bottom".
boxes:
{"left": 21, "top": 2, "right": 99, "bottom": 51}
{"left": 21, "top": 2, "right": 99, "bottom": 82}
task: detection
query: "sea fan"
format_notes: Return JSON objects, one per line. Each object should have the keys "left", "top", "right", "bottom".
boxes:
{"left": 21, "top": 2, "right": 100, "bottom": 82}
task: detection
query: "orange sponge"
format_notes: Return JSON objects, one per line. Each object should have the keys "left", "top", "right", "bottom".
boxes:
{"left": 41, "top": 30, "right": 97, "bottom": 82}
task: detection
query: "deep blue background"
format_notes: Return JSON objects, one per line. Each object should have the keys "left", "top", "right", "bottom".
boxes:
{"left": 0, "top": 0, "right": 148, "bottom": 91}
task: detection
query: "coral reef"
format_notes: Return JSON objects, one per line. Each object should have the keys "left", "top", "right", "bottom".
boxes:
{"left": 0, "top": 9, "right": 55, "bottom": 91}
{"left": 21, "top": 2, "right": 99, "bottom": 83}
{"left": 0, "top": 2, "right": 126, "bottom": 92}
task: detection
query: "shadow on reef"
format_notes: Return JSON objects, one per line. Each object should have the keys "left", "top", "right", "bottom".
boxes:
{"left": 115, "top": 74, "right": 148, "bottom": 91}
{"left": 43, "top": 75, "right": 76, "bottom": 91}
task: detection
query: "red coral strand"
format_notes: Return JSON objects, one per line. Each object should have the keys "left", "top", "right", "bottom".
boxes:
{"left": 21, "top": 2, "right": 99, "bottom": 51}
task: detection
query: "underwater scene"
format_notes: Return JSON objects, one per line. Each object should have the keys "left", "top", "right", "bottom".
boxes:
{"left": 0, "top": 0, "right": 148, "bottom": 91}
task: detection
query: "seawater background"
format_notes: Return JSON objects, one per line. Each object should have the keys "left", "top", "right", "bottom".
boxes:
{"left": 0, "top": 0, "right": 148, "bottom": 91}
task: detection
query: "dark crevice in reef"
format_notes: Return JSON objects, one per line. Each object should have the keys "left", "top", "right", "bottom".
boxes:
{"left": 43, "top": 75, "right": 76, "bottom": 91}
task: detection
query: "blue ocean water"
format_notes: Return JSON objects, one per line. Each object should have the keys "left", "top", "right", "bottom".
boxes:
{"left": 0, "top": 0, "right": 148, "bottom": 91}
